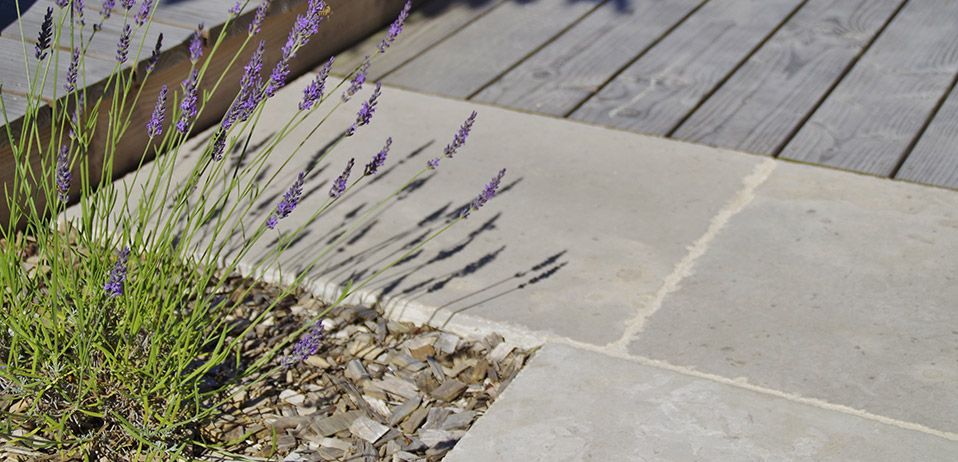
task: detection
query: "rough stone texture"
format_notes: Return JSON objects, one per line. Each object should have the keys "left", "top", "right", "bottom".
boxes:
{"left": 445, "top": 343, "right": 958, "bottom": 462}
{"left": 629, "top": 162, "right": 958, "bottom": 432}
{"left": 176, "top": 74, "right": 761, "bottom": 345}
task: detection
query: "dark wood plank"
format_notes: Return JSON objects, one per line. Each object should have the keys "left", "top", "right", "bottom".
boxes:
{"left": 570, "top": 0, "right": 803, "bottom": 135}
{"left": 895, "top": 83, "right": 958, "bottom": 188}
{"left": 383, "top": 0, "right": 599, "bottom": 98}
{"left": 472, "top": 0, "right": 704, "bottom": 117}
{"left": 672, "top": 0, "right": 903, "bottom": 156}
{"left": 333, "top": 0, "right": 505, "bottom": 81}
{"left": 780, "top": 0, "right": 958, "bottom": 176}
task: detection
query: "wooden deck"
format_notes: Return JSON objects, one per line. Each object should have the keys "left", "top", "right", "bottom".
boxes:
{"left": 336, "top": 0, "right": 958, "bottom": 190}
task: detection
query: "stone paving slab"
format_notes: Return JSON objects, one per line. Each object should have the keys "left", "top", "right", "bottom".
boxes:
{"left": 628, "top": 162, "right": 958, "bottom": 433}
{"left": 180, "top": 74, "right": 763, "bottom": 346}
{"left": 445, "top": 343, "right": 958, "bottom": 462}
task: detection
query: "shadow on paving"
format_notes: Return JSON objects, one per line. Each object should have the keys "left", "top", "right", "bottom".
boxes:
{"left": 419, "top": 0, "right": 633, "bottom": 17}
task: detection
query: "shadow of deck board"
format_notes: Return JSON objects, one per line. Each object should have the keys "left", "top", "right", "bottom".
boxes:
{"left": 383, "top": 0, "right": 599, "bottom": 98}
{"left": 896, "top": 83, "right": 958, "bottom": 188}
{"left": 570, "top": 0, "right": 803, "bottom": 135}
{"left": 672, "top": 0, "right": 903, "bottom": 156}
{"left": 472, "top": 0, "right": 704, "bottom": 117}
{"left": 779, "top": 0, "right": 958, "bottom": 176}
{"left": 332, "top": 0, "right": 505, "bottom": 82}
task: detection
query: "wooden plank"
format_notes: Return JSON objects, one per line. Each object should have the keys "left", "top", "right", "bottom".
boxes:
{"left": 472, "top": 0, "right": 704, "bottom": 117}
{"left": 570, "top": 0, "right": 803, "bottom": 135}
{"left": 672, "top": 0, "right": 903, "bottom": 156}
{"left": 383, "top": 0, "right": 599, "bottom": 98}
{"left": 895, "top": 83, "right": 958, "bottom": 188}
{"left": 333, "top": 0, "right": 504, "bottom": 81}
{"left": 152, "top": 0, "right": 238, "bottom": 29}
{"left": 0, "top": 36, "right": 115, "bottom": 100}
{"left": 780, "top": 0, "right": 958, "bottom": 176}
{"left": 0, "top": 91, "right": 29, "bottom": 125}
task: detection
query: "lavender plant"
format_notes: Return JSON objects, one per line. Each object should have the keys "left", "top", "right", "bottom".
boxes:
{"left": 0, "top": 0, "right": 505, "bottom": 458}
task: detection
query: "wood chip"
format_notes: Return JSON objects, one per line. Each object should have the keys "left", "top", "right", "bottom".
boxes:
{"left": 426, "top": 356, "right": 445, "bottom": 383}
{"left": 368, "top": 376, "right": 419, "bottom": 400}
{"left": 348, "top": 416, "right": 390, "bottom": 444}
{"left": 435, "top": 333, "right": 460, "bottom": 354}
{"left": 422, "top": 408, "right": 452, "bottom": 430}
{"left": 441, "top": 410, "right": 476, "bottom": 431}
{"left": 488, "top": 343, "right": 515, "bottom": 363}
{"left": 279, "top": 389, "right": 306, "bottom": 406}
{"left": 310, "top": 410, "right": 363, "bottom": 436}
{"left": 345, "top": 359, "right": 370, "bottom": 381}
{"left": 418, "top": 429, "right": 462, "bottom": 449}
{"left": 408, "top": 344, "right": 435, "bottom": 361}
{"left": 400, "top": 408, "right": 428, "bottom": 434}
{"left": 429, "top": 379, "right": 467, "bottom": 402}
{"left": 388, "top": 397, "right": 421, "bottom": 427}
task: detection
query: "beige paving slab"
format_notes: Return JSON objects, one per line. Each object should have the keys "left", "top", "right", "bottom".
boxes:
{"left": 445, "top": 343, "right": 958, "bottom": 462}
{"left": 628, "top": 162, "right": 958, "bottom": 433}
{"left": 136, "top": 73, "right": 762, "bottom": 346}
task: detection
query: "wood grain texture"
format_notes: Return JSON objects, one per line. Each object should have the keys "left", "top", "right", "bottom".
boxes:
{"left": 0, "top": 36, "right": 114, "bottom": 100}
{"left": 472, "top": 0, "right": 703, "bottom": 116}
{"left": 672, "top": 0, "right": 903, "bottom": 156}
{"left": 895, "top": 83, "right": 958, "bottom": 188}
{"left": 570, "top": 0, "right": 803, "bottom": 135}
{"left": 779, "top": 0, "right": 958, "bottom": 176}
{"left": 0, "top": 91, "right": 29, "bottom": 123}
{"left": 333, "top": 0, "right": 504, "bottom": 81}
{"left": 383, "top": 0, "right": 599, "bottom": 98}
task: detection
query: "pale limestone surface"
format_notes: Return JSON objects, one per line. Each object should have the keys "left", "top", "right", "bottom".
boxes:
{"left": 445, "top": 343, "right": 958, "bottom": 462}
{"left": 628, "top": 163, "right": 958, "bottom": 432}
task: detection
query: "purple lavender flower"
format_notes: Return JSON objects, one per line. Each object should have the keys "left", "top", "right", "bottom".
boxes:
{"left": 188, "top": 24, "right": 204, "bottom": 63}
{"left": 35, "top": 7, "right": 53, "bottom": 61}
{"left": 65, "top": 48, "right": 80, "bottom": 92}
{"left": 104, "top": 247, "right": 130, "bottom": 297}
{"left": 210, "top": 130, "right": 227, "bottom": 161}
{"left": 249, "top": 0, "right": 271, "bottom": 35}
{"left": 100, "top": 0, "right": 115, "bottom": 19}
{"left": 283, "top": 320, "right": 324, "bottom": 367}
{"left": 175, "top": 69, "right": 199, "bottom": 134}
{"left": 345, "top": 82, "right": 381, "bottom": 136}
{"left": 55, "top": 0, "right": 69, "bottom": 7}
{"left": 116, "top": 24, "right": 131, "bottom": 63}
{"left": 378, "top": 0, "right": 411, "bottom": 52}
{"left": 266, "top": 171, "right": 305, "bottom": 229}
{"left": 73, "top": 0, "right": 86, "bottom": 24}
{"left": 329, "top": 158, "right": 354, "bottom": 198}
{"left": 121, "top": 0, "right": 134, "bottom": 10}
{"left": 135, "top": 0, "right": 153, "bottom": 25}
{"left": 427, "top": 157, "right": 440, "bottom": 170}
{"left": 364, "top": 137, "right": 391, "bottom": 176}
{"left": 56, "top": 145, "right": 71, "bottom": 202}
{"left": 226, "top": 40, "right": 265, "bottom": 125}
{"left": 298, "top": 56, "right": 333, "bottom": 111}
{"left": 444, "top": 111, "right": 477, "bottom": 158}
{"left": 146, "top": 85, "right": 167, "bottom": 138}
{"left": 342, "top": 57, "right": 369, "bottom": 102}
{"left": 146, "top": 33, "right": 163, "bottom": 73}
{"left": 462, "top": 168, "right": 506, "bottom": 218}
{"left": 265, "top": 0, "right": 325, "bottom": 96}
{"left": 228, "top": 0, "right": 242, "bottom": 16}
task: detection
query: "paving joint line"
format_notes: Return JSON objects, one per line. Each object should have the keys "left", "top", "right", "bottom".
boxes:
{"left": 608, "top": 158, "right": 776, "bottom": 354}
{"left": 547, "top": 335, "right": 958, "bottom": 443}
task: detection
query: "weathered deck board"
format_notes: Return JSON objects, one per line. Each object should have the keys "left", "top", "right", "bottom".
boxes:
{"left": 672, "top": 0, "right": 903, "bottom": 156}
{"left": 151, "top": 0, "right": 239, "bottom": 29}
{"left": 472, "top": 0, "right": 704, "bottom": 117}
{"left": 570, "top": 0, "right": 804, "bottom": 135}
{"left": 0, "top": 36, "right": 115, "bottom": 100}
{"left": 383, "top": 0, "right": 599, "bottom": 98}
{"left": 0, "top": 91, "right": 29, "bottom": 124}
{"left": 895, "top": 83, "right": 958, "bottom": 188}
{"left": 779, "top": 0, "right": 958, "bottom": 176}
{"left": 332, "top": 0, "right": 504, "bottom": 82}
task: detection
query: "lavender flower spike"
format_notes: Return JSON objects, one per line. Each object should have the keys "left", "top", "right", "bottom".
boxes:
{"left": 146, "top": 85, "right": 167, "bottom": 138}
{"left": 228, "top": 0, "right": 242, "bottom": 16}
{"left": 56, "top": 145, "right": 71, "bottom": 202}
{"left": 135, "top": 0, "right": 154, "bottom": 25}
{"left": 146, "top": 33, "right": 163, "bottom": 73}
{"left": 121, "top": 0, "right": 134, "bottom": 10}
{"left": 175, "top": 70, "right": 199, "bottom": 134}
{"left": 188, "top": 24, "right": 205, "bottom": 63}
{"left": 378, "top": 0, "right": 411, "bottom": 52}
{"left": 104, "top": 247, "right": 131, "bottom": 297}
{"left": 462, "top": 168, "right": 506, "bottom": 218}
{"left": 249, "top": 0, "right": 271, "bottom": 35}
{"left": 35, "top": 7, "right": 53, "bottom": 61}
{"left": 55, "top": 0, "right": 69, "bottom": 8}
{"left": 100, "top": 0, "right": 115, "bottom": 19}
{"left": 299, "top": 56, "right": 333, "bottom": 111}
{"left": 266, "top": 0, "right": 326, "bottom": 96}
{"left": 283, "top": 320, "right": 325, "bottom": 367}
{"left": 342, "top": 57, "right": 369, "bottom": 102}
{"left": 345, "top": 82, "right": 381, "bottom": 136}
{"left": 329, "top": 158, "right": 354, "bottom": 198}
{"left": 427, "top": 157, "right": 440, "bottom": 170}
{"left": 444, "top": 110, "right": 477, "bottom": 158}
{"left": 65, "top": 48, "right": 80, "bottom": 92}
{"left": 364, "top": 137, "right": 391, "bottom": 176}
{"left": 266, "top": 171, "right": 306, "bottom": 229}
{"left": 116, "top": 24, "right": 132, "bottom": 64}
{"left": 73, "top": 0, "right": 86, "bottom": 25}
